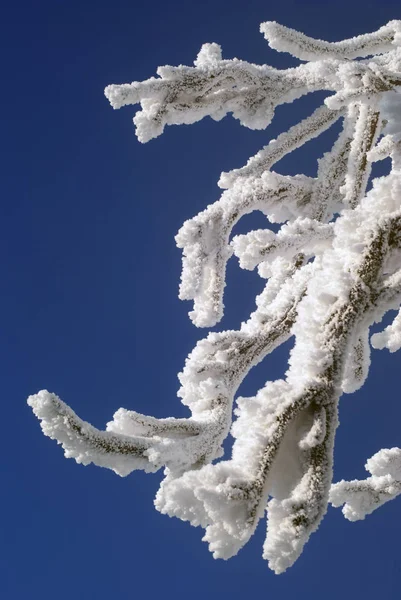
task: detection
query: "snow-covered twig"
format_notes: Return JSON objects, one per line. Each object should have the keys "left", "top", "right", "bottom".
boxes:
{"left": 330, "top": 448, "right": 401, "bottom": 520}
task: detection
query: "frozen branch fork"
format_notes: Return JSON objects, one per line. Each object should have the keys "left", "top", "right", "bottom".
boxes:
{"left": 29, "top": 21, "right": 401, "bottom": 573}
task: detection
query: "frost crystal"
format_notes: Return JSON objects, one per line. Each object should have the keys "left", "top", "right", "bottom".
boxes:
{"left": 29, "top": 21, "right": 401, "bottom": 572}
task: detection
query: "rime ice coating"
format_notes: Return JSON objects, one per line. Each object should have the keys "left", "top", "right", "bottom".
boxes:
{"left": 30, "top": 21, "right": 401, "bottom": 573}
{"left": 330, "top": 448, "right": 401, "bottom": 520}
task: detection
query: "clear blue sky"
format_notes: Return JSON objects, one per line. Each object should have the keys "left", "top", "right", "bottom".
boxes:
{"left": 2, "top": 1, "right": 401, "bottom": 598}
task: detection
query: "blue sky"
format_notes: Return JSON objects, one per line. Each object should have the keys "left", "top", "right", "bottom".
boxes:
{"left": 2, "top": 0, "right": 401, "bottom": 598}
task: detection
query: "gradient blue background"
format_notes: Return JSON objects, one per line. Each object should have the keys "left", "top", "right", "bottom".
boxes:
{"left": 2, "top": 1, "right": 401, "bottom": 598}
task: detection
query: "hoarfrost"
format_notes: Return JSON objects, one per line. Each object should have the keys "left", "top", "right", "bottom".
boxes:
{"left": 30, "top": 20, "right": 401, "bottom": 573}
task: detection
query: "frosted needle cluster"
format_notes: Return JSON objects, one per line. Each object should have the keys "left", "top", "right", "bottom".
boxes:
{"left": 29, "top": 21, "right": 401, "bottom": 573}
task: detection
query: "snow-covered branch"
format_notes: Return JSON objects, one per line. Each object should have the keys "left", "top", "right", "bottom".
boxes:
{"left": 30, "top": 20, "right": 401, "bottom": 572}
{"left": 261, "top": 20, "right": 401, "bottom": 61}
{"left": 176, "top": 172, "right": 313, "bottom": 326}
{"left": 105, "top": 47, "right": 337, "bottom": 143}
{"left": 218, "top": 105, "right": 343, "bottom": 188}
{"left": 330, "top": 448, "right": 401, "bottom": 520}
